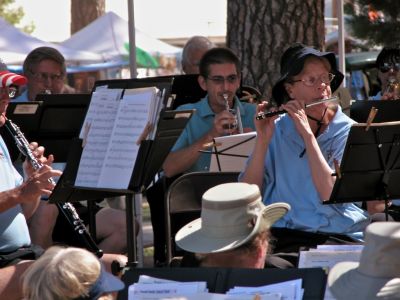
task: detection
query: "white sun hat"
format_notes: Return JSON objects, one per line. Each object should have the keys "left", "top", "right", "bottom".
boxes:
{"left": 175, "top": 182, "right": 290, "bottom": 254}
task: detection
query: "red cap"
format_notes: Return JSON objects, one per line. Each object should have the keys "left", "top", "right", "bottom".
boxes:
{"left": 0, "top": 71, "right": 27, "bottom": 87}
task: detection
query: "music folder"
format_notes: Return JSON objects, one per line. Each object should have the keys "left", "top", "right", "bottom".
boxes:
{"left": 208, "top": 131, "right": 256, "bottom": 172}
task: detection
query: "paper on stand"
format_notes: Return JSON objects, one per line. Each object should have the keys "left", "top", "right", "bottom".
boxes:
{"left": 298, "top": 247, "right": 362, "bottom": 300}
{"left": 209, "top": 131, "right": 256, "bottom": 172}
{"left": 75, "top": 87, "right": 160, "bottom": 189}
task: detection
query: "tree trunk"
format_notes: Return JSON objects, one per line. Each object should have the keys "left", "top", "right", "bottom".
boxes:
{"left": 71, "top": 0, "right": 105, "bottom": 34}
{"left": 227, "top": 0, "right": 325, "bottom": 100}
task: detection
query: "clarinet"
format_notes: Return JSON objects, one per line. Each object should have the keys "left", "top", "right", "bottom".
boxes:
{"left": 4, "top": 118, "right": 103, "bottom": 258}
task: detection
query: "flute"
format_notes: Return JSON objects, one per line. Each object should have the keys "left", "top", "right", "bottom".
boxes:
{"left": 256, "top": 96, "right": 339, "bottom": 120}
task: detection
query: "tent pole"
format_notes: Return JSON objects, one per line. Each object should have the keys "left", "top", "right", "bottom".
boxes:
{"left": 127, "top": 0, "right": 137, "bottom": 78}
{"left": 337, "top": 0, "right": 346, "bottom": 87}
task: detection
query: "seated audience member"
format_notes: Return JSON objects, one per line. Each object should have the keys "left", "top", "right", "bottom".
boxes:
{"left": 175, "top": 182, "right": 291, "bottom": 269}
{"left": 328, "top": 222, "right": 400, "bottom": 300}
{"left": 12, "top": 47, "right": 131, "bottom": 253}
{"left": 240, "top": 43, "right": 385, "bottom": 266}
{"left": 147, "top": 47, "right": 257, "bottom": 265}
{"left": 181, "top": 36, "right": 215, "bottom": 74}
{"left": 22, "top": 246, "right": 124, "bottom": 300}
{"left": 370, "top": 45, "right": 400, "bottom": 100}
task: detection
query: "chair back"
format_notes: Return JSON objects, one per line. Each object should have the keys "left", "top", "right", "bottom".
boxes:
{"left": 165, "top": 171, "right": 240, "bottom": 263}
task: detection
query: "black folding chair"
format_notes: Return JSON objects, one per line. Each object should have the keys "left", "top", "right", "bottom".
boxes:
{"left": 164, "top": 171, "right": 240, "bottom": 264}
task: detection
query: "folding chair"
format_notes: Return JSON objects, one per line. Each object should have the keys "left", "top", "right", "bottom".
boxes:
{"left": 165, "top": 171, "right": 240, "bottom": 264}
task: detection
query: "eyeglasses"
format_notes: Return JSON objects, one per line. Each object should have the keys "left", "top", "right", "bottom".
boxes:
{"left": 31, "top": 72, "right": 64, "bottom": 82}
{"left": 0, "top": 86, "right": 18, "bottom": 99}
{"left": 291, "top": 73, "right": 335, "bottom": 87}
{"left": 379, "top": 62, "right": 400, "bottom": 73}
{"left": 206, "top": 74, "right": 239, "bottom": 85}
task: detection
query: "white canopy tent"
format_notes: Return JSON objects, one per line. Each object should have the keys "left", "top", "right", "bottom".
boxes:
{"left": 61, "top": 12, "right": 182, "bottom": 64}
{"left": 0, "top": 17, "right": 103, "bottom": 65}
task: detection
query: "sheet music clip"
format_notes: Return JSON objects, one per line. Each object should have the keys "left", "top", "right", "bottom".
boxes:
{"left": 81, "top": 122, "right": 91, "bottom": 148}
{"left": 365, "top": 106, "right": 378, "bottom": 131}
{"left": 333, "top": 159, "right": 341, "bottom": 179}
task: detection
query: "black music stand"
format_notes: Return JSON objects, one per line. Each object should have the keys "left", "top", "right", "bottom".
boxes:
{"left": 4, "top": 94, "right": 91, "bottom": 162}
{"left": 48, "top": 108, "right": 194, "bottom": 267}
{"left": 350, "top": 100, "right": 400, "bottom": 123}
{"left": 325, "top": 122, "right": 400, "bottom": 219}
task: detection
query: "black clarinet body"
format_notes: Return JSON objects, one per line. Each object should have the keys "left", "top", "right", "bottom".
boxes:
{"left": 4, "top": 118, "right": 103, "bottom": 258}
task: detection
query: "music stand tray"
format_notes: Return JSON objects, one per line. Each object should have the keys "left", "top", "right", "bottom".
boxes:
{"left": 325, "top": 121, "right": 400, "bottom": 205}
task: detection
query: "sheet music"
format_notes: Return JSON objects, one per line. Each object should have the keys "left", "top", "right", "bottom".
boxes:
{"left": 75, "top": 87, "right": 160, "bottom": 189}
{"left": 75, "top": 89, "right": 122, "bottom": 188}
{"left": 209, "top": 131, "right": 256, "bottom": 172}
{"left": 227, "top": 279, "right": 303, "bottom": 300}
{"left": 298, "top": 249, "right": 362, "bottom": 300}
{"left": 129, "top": 276, "right": 282, "bottom": 300}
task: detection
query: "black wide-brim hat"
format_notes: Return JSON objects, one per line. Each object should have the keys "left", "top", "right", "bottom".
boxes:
{"left": 272, "top": 44, "right": 344, "bottom": 106}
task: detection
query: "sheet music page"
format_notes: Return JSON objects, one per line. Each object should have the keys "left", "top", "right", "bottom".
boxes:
{"left": 227, "top": 279, "right": 302, "bottom": 300}
{"left": 130, "top": 276, "right": 282, "bottom": 300}
{"left": 298, "top": 250, "right": 362, "bottom": 300}
{"left": 75, "top": 89, "right": 122, "bottom": 188}
{"left": 209, "top": 131, "right": 256, "bottom": 172}
{"left": 96, "top": 87, "right": 159, "bottom": 189}
{"left": 75, "top": 87, "right": 159, "bottom": 189}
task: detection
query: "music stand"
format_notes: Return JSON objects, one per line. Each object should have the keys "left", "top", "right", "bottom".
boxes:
{"left": 4, "top": 94, "right": 91, "bottom": 162}
{"left": 350, "top": 100, "right": 400, "bottom": 123}
{"left": 325, "top": 122, "right": 400, "bottom": 219}
{"left": 49, "top": 105, "right": 194, "bottom": 267}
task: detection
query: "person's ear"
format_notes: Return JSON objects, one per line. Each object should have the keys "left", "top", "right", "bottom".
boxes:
{"left": 284, "top": 82, "right": 294, "bottom": 99}
{"left": 198, "top": 75, "right": 207, "bottom": 91}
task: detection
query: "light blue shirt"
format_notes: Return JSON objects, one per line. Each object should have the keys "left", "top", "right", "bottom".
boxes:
{"left": 0, "top": 137, "right": 31, "bottom": 252}
{"left": 14, "top": 89, "right": 29, "bottom": 102}
{"left": 171, "top": 96, "right": 256, "bottom": 173}
{"left": 250, "top": 107, "right": 370, "bottom": 239}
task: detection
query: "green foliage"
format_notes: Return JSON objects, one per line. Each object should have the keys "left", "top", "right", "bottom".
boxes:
{"left": 0, "top": 0, "right": 35, "bottom": 34}
{"left": 345, "top": 0, "right": 400, "bottom": 48}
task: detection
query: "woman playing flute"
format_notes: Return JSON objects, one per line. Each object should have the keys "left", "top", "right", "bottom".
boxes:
{"left": 240, "top": 44, "right": 384, "bottom": 266}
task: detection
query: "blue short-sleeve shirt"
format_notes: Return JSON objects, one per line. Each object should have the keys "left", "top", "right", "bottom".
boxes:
{"left": 0, "top": 137, "right": 31, "bottom": 252}
{"left": 248, "top": 107, "right": 370, "bottom": 240}
{"left": 171, "top": 96, "right": 256, "bottom": 173}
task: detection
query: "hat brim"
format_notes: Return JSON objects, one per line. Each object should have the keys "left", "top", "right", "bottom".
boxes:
{"left": 328, "top": 262, "right": 400, "bottom": 300}
{"left": 175, "top": 202, "right": 290, "bottom": 254}
{"left": 272, "top": 49, "right": 344, "bottom": 106}
{"left": 86, "top": 264, "right": 125, "bottom": 299}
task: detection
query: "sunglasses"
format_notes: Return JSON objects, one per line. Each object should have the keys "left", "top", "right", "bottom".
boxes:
{"left": 379, "top": 62, "right": 400, "bottom": 73}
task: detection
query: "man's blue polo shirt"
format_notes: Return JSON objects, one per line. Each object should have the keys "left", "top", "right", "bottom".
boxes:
{"left": 171, "top": 96, "right": 256, "bottom": 173}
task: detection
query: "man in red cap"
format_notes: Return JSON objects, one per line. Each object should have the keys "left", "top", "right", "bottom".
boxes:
{"left": 0, "top": 60, "right": 63, "bottom": 298}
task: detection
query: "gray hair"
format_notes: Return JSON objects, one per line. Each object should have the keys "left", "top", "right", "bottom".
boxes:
{"left": 182, "top": 36, "right": 215, "bottom": 73}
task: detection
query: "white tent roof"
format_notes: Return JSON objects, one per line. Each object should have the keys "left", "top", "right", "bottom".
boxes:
{"left": 61, "top": 12, "right": 182, "bottom": 62}
{"left": 0, "top": 17, "right": 103, "bottom": 65}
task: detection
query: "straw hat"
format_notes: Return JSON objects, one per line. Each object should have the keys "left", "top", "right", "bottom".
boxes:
{"left": 271, "top": 43, "right": 344, "bottom": 106}
{"left": 175, "top": 182, "right": 290, "bottom": 254}
{"left": 328, "top": 222, "right": 400, "bottom": 300}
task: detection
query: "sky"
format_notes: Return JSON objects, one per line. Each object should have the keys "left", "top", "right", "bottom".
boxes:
{"left": 10, "top": 0, "right": 227, "bottom": 42}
